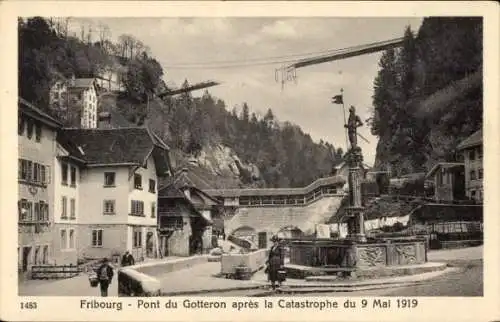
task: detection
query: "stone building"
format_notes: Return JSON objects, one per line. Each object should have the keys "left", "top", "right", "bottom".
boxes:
{"left": 457, "top": 129, "right": 483, "bottom": 202}
{"left": 18, "top": 98, "right": 62, "bottom": 277}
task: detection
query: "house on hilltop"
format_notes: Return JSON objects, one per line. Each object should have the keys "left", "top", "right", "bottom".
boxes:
{"left": 49, "top": 75, "right": 99, "bottom": 129}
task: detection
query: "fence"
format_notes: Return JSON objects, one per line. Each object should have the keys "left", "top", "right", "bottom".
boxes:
{"left": 31, "top": 265, "right": 82, "bottom": 279}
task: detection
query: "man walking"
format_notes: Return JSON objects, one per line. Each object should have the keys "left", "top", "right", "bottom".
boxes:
{"left": 96, "top": 257, "right": 114, "bottom": 297}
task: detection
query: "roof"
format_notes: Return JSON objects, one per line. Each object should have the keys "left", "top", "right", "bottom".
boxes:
{"left": 425, "top": 162, "right": 464, "bottom": 179}
{"left": 204, "top": 176, "right": 345, "bottom": 198}
{"left": 457, "top": 129, "right": 482, "bottom": 150}
{"left": 70, "top": 78, "right": 96, "bottom": 89}
{"left": 158, "top": 168, "right": 219, "bottom": 205}
{"left": 19, "top": 98, "right": 62, "bottom": 129}
{"left": 158, "top": 186, "right": 212, "bottom": 225}
{"left": 60, "top": 127, "right": 172, "bottom": 175}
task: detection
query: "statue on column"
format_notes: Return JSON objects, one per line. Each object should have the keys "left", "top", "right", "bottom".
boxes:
{"left": 344, "top": 106, "right": 363, "bottom": 150}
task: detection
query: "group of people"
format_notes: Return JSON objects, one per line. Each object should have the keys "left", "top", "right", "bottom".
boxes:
{"left": 92, "top": 250, "right": 136, "bottom": 297}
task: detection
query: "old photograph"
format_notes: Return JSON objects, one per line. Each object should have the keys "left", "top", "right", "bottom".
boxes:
{"left": 16, "top": 15, "right": 484, "bottom": 298}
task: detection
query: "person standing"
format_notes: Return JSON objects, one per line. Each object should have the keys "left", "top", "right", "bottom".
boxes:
{"left": 96, "top": 258, "right": 114, "bottom": 297}
{"left": 266, "top": 235, "right": 284, "bottom": 290}
{"left": 121, "top": 250, "right": 135, "bottom": 267}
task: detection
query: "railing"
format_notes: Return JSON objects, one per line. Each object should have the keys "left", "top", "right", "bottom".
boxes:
{"left": 31, "top": 264, "right": 81, "bottom": 279}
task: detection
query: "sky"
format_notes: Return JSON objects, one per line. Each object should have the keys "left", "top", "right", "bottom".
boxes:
{"left": 68, "top": 17, "right": 423, "bottom": 166}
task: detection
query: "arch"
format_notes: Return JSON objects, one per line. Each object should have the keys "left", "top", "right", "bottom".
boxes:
{"left": 229, "top": 225, "right": 257, "bottom": 238}
{"left": 277, "top": 225, "right": 304, "bottom": 239}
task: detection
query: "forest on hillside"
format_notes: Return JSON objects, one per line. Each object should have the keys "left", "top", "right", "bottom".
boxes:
{"left": 18, "top": 17, "right": 343, "bottom": 188}
{"left": 369, "top": 17, "right": 483, "bottom": 175}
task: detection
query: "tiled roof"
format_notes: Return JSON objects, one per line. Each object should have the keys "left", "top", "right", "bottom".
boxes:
{"left": 425, "top": 162, "right": 464, "bottom": 179}
{"left": 457, "top": 129, "right": 482, "bottom": 150}
{"left": 60, "top": 127, "right": 160, "bottom": 166}
{"left": 19, "top": 98, "right": 62, "bottom": 129}
{"left": 204, "top": 176, "right": 345, "bottom": 198}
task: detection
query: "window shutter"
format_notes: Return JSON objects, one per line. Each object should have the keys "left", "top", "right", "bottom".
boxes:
{"left": 18, "top": 200, "right": 21, "bottom": 221}
{"left": 45, "top": 165, "right": 51, "bottom": 184}
{"left": 41, "top": 165, "right": 46, "bottom": 185}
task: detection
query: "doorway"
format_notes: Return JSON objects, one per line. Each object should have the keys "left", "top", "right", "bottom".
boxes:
{"left": 22, "top": 246, "right": 31, "bottom": 272}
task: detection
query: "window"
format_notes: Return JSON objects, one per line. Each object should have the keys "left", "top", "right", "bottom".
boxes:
{"left": 151, "top": 202, "right": 156, "bottom": 218}
{"left": 35, "top": 122, "right": 42, "bottom": 142}
{"left": 130, "top": 200, "right": 144, "bottom": 216}
{"left": 70, "top": 166, "right": 76, "bottom": 186}
{"left": 38, "top": 201, "right": 48, "bottom": 221}
{"left": 69, "top": 229, "right": 75, "bottom": 249}
{"left": 471, "top": 190, "right": 476, "bottom": 200}
{"left": 469, "top": 149, "right": 475, "bottom": 161}
{"left": 134, "top": 174, "right": 142, "bottom": 189}
{"left": 33, "top": 163, "right": 41, "bottom": 183}
{"left": 478, "top": 168, "right": 483, "bottom": 179}
{"left": 40, "top": 164, "right": 46, "bottom": 184}
{"left": 103, "top": 200, "right": 115, "bottom": 215}
{"left": 18, "top": 117, "right": 25, "bottom": 136}
{"left": 19, "top": 159, "right": 32, "bottom": 182}
{"left": 70, "top": 198, "right": 76, "bottom": 219}
{"left": 149, "top": 179, "right": 156, "bottom": 193}
{"left": 61, "top": 196, "right": 67, "bottom": 219}
{"left": 91, "top": 229, "right": 103, "bottom": 247}
{"left": 160, "top": 215, "right": 184, "bottom": 230}
{"left": 61, "top": 163, "right": 68, "bottom": 185}
{"left": 18, "top": 200, "right": 32, "bottom": 222}
{"left": 60, "top": 229, "right": 67, "bottom": 250}
{"left": 478, "top": 146, "right": 483, "bottom": 159}
{"left": 133, "top": 230, "right": 142, "bottom": 248}
{"left": 104, "top": 172, "right": 115, "bottom": 187}
{"left": 27, "top": 120, "right": 34, "bottom": 139}
{"left": 470, "top": 170, "right": 476, "bottom": 181}
{"left": 34, "top": 202, "right": 40, "bottom": 222}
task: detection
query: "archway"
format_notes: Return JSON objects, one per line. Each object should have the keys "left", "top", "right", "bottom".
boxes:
{"left": 277, "top": 225, "right": 304, "bottom": 239}
{"left": 229, "top": 226, "right": 258, "bottom": 249}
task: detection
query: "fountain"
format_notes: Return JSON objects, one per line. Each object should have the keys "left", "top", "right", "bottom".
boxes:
{"left": 286, "top": 106, "right": 435, "bottom": 280}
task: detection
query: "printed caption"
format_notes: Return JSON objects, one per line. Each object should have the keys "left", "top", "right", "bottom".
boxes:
{"left": 71, "top": 298, "right": 419, "bottom": 312}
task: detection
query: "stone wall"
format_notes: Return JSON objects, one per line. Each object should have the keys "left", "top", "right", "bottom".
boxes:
{"left": 226, "top": 196, "right": 343, "bottom": 238}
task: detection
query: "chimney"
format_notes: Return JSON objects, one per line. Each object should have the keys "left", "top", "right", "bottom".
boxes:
{"left": 97, "top": 112, "right": 112, "bottom": 129}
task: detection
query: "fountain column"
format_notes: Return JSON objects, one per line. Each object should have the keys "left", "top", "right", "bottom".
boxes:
{"left": 345, "top": 147, "right": 366, "bottom": 243}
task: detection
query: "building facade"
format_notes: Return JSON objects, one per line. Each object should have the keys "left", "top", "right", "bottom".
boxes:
{"left": 61, "top": 127, "right": 172, "bottom": 262}
{"left": 425, "top": 163, "right": 465, "bottom": 201}
{"left": 18, "top": 99, "right": 62, "bottom": 277}
{"left": 49, "top": 76, "right": 99, "bottom": 129}
{"left": 457, "top": 130, "right": 483, "bottom": 202}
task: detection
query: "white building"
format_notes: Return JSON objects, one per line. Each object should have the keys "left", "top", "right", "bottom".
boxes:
{"left": 60, "top": 127, "right": 173, "bottom": 262}
{"left": 49, "top": 76, "right": 99, "bottom": 129}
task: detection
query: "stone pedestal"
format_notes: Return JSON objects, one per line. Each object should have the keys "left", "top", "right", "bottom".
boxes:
{"left": 345, "top": 147, "right": 366, "bottom": 243}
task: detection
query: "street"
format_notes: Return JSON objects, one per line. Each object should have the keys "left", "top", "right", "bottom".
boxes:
{"left": 199, "top": 246, "right": 483, "bottom": 297}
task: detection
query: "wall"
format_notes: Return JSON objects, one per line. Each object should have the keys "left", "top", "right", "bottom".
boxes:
{"left": 18, "top": 118, "right": 57, "bottom": 272}
{"left": 77, "top": 166, "right": 129, "bottom": 258}
{"left": 463, "top": 146, "right": 483, "bottom": 201}
{"left": 77, "top": 224, "right": 128, "bottom": 259}
{"left": 226, "top": 196, "right": 343, "bottom": 237}
{"left": 166, "top": 206, "right": 192, "bottom": 257}
{"left": 52, "top": 150, "right": 80, "bottom": 264}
